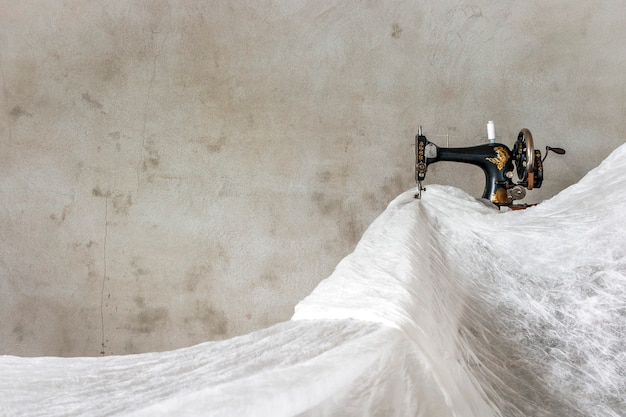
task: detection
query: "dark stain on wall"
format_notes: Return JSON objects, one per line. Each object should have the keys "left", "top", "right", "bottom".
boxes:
{"left": 311, "top": 191, "right": 341, "bottom": 217}
{"left": 345, "top": 218, "right": 360, "bottom": 244}
{"left": 201, "top": 304, "right": 228, "bottom": 336}
{"left": 134, "top": 307, "right": 169, "bottom": 334}
{"left": 183, "top": 301, "right": 228, "bottom": 338}
{"left": 97, "top": 57, "right": 124, "bottom": 84}
{"left": 130, "top": 258, "right": 150, "bottom": 280}
{"left": 92, "top": 186, "right": 112, "bottom": 198}
{"left": 12, "top": 324, "right": 25, "bottom": 342}
{"left": 134, "top": 296, "right": 146, "bottom": 308}
{"left": 311, "top": 191, "right": 362, "bottom": 245}
{"left": 111, "top": 193, "right": 133, "bottom": 215}
{"left": 6, "top": 297, "right": 87, "bottom": 357}
{"left": 260, "top": 271, "right": 279, "bottom": 284}
{"left": 257, "top": 269, "right": 281, "bottom": 291}
{"left": 123, "top": 340, "right": 137, "bottom": 354}
{"left": 183, "top": 246, "right": 230, "bottom": 295}
{"left": 391, "top": 23, "right": 402, "bottom": 39}
{"left": 206, "top": 135, "right": 227, "bottom": 153}
{"left": 142, "top": 138, "right": 161, "bottom": 172}
{"left": 70, "top": 241, "right": 101, "bottom": 284}
{"left": 73, "top": 0, "right": 169, "bottom": 95}
{"left": 9, "top": 106, "right": 32, "bottom": 119}
{"left": 81, "top": 92, "right": 103, "bottom": 109}
{"left": 317, "top": 170, "right": 333, "bottom": 184}
{"left": 185, "top": 264, "right": 212, "bottom": 292}
{"left": 108, "top": 132, "right": 122, "bottom": 152}
{"left": 10, "top": 58, "right": 38, "bottom": 107}
{"left": 216, "top": 246, "right": 231, "bottom": 269}
{"left": 362, "top": 191, "right": 381, "bottom": 212}
{"left": 316, "top": 166, "right": 350, "bottom": 186}
{"left": 49, "top": 204, "right": 72, "bottom": 225}
{"left": 92, "top": 187, "right": 133, "bottom": 215}
{"left": 189, "top": 135, "right": 227, "bottom": 154}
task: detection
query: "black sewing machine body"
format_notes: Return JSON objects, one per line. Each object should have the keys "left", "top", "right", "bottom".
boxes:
{"left": 415, "top": 127, "right": 556, "bottom": 206}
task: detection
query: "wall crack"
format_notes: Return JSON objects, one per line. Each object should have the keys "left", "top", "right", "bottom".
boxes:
{"left": 100, "top": 197, "right": 108, "bottom": 355}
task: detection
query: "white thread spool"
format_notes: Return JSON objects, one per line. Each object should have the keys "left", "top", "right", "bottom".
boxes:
{"left": 487, "top": 121, "right": 496, "bottom": 143}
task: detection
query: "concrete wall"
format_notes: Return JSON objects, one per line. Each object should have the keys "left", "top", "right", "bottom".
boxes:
{"left": 1, "top": 1, "right": 624, "bottom": 356}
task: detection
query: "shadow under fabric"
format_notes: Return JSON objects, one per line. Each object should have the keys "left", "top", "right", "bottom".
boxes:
{"left": 1, "top": 144, "right": 626, "bottom": 417}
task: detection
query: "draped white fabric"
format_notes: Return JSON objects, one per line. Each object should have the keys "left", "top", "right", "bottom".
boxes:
{"left": 2, "top": 144, "right": 625, "bottom": 417}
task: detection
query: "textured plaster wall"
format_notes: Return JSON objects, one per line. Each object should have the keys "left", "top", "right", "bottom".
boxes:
{"left": 1, "top": 1, "right": 624, "bottom": 356}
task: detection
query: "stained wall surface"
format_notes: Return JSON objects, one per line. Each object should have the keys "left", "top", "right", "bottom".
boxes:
{"left": 1, "top": 1, "right": 624, "bottom": 356}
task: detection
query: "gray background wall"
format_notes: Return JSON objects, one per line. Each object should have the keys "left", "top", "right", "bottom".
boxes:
{"left": 1, "top": 1, "right": 624, "bottom": 357}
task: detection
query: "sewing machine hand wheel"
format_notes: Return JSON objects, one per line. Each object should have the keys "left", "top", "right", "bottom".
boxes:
{"left": 513, "top": 128, "right": 536, "bottom": 190}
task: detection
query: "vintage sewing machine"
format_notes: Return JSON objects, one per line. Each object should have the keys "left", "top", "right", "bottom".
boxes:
{"left": 415, "top": 123, "right": 565, "bottom": 206}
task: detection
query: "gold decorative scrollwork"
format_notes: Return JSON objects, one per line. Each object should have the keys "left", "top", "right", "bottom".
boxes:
{"left": 486, "top": 146, "right": 510, "bottom": 170}
{"left": 492, "top": 187, "right": 511, "bottom": 205}
{"left": 418, "top": 142, "right": 425, "bottom": 162}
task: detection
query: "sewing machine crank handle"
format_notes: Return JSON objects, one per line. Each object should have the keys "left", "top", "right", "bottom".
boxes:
{"left": 542, "top": 146, "right": 566, "bottom": 162}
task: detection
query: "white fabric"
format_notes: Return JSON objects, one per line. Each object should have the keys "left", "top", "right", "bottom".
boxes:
{"left": 1, "top": 321, "right": 432, "bottom": 417}
{"left": 2, "top": 143, "right": 626, "bottom": 416}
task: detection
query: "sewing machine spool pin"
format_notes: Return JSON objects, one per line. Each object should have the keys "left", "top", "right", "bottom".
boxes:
{"left": 414, "top": 124, "right": 565, "bottom": 206}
